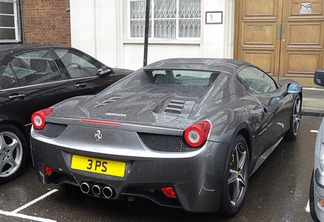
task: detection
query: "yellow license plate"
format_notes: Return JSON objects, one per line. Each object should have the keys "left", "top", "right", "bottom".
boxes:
{"left": 71, "top": 155, "right": 126, "bottom": 177}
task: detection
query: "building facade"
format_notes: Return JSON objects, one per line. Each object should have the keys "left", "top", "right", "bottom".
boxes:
{"left": 70, "top": 0, "right": 235, "bottom": 72}
{"left": 70, "top": 0, "right": 324, "bottom": 87}
{"left": 1, "top": 0, "right": 323, "bottom": 86}
{"left": 0, "top": 0, "right": 70, "bottom": 45}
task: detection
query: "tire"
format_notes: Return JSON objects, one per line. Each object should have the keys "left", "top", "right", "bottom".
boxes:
{"left": 220, "top": 135, "right": 249, "bottom": 216}
{"left": 310, "top": 170, "right": 320, "bottom": 222}
{"left": 285, "top": 94, "right": 301, "bottom": 140}
{"left": 0, "top": 124, "right": 28, "bottom": 185}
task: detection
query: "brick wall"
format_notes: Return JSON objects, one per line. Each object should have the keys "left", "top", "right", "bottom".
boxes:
{"left": 22, "top": 0, "right": 71, "bottom": 46}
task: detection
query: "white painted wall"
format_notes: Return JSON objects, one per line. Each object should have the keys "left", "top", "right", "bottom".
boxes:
{"left": 70, "top": 0, "right": 235, "bottom": 71}
{"left": 70, "top": 0, "right": 120, "bottom": 67}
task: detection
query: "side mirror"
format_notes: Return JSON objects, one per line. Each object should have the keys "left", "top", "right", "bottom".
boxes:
{"left": 314, "top": 69, "right": 324, "bottom": 87}
{"left": 97, "top": 68, "right": 113, "bottom": 76}
{"left": 287, "top": 83, "right": 302, "bottom": 94}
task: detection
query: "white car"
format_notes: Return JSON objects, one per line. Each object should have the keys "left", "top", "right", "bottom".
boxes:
{"left": 310, "top": 68, "right": 324, "bottom": 222}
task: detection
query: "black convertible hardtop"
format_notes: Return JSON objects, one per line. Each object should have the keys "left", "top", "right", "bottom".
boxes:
{"left": 143, "top": 58, "right": 251, "bottom": 76}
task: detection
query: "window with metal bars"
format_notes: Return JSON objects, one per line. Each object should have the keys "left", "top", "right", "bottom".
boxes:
{"left": 129, "top": 0, "right": 201, "bottom": 39}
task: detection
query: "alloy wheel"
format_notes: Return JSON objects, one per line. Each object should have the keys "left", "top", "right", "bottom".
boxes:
{"left": 292, "top": 96, "right": 301, "bottom": 136}
{"left": 0, "top": 131, "right": 23, "bottom": 177}
{"left": 228, "top": 142, "right": 248, "bottom": 206}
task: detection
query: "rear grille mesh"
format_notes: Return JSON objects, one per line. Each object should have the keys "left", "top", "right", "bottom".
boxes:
{"left": 37, "top": 123, "right": 67, "bottom": 138}
{"left": 138, "top": 133, "right": 195, "bottom": 152}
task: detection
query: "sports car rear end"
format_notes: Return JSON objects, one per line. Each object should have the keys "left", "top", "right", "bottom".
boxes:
{"left": 31, "top": 117, "right": 229, "bottom": 212}
{"left": 31, "top": 64, "right": 233, "bottom": 213}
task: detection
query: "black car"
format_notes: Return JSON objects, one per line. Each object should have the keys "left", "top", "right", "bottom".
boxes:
{"left": 0, "top": 44, "right": 133, "bottom": 184}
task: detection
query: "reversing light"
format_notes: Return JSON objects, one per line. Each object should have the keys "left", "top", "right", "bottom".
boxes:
{"left": 319, "top": 198, "right": 324, "bottom": 208}
{"left": 162, "top": 187, "right": 176, "bottom": 199}
{"left": 31, "top": 108, "right": 53, "bottom": 130}
{"left": 184, "top": 120, "right": 211, "bottom": 148}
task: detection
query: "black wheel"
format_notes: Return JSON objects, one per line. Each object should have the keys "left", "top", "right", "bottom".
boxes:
{"left": 220, "top": 135, "right": 249, "bottom": 215}
{"left": 0, "top": 124, "right": 28, "bottom": 185}
{"left": 310, "top": 170, "right": 320, "bottom": 222}
{"left": 285, "top": 94, "right": 301, "bottom": 140}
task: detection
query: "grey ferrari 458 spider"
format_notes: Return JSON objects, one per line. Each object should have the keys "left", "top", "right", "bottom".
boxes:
{"left": 30, "top": 58, "right": 302, "bottom": 215}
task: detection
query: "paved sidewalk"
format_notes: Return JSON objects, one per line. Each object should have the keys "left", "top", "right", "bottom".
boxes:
{"left": 302, "top": 87, "right": 324, "bottom": 117}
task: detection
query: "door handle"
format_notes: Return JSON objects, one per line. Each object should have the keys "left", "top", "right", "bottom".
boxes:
{"left": 74, "top": 83, "right": 86, "bottom": 88}
{"left": 8, "top": 93, "right": 26, "bottom": 100}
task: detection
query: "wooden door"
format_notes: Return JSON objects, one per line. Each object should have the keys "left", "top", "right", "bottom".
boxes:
{"left": 280, "top": 0, "right": 324, "bottom": 86}
{"left": 235, "top": 0, "right": 324, "bottom": 87}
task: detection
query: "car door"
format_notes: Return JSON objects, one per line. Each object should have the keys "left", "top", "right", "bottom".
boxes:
{"left": 0, "top": 49, "right": 72, "bottom": 128}
{"left": 238, "top": 66, "right": 287, "bottom": 151}
{"left": 52, "top": 48, "right": 116, "bottom": 97}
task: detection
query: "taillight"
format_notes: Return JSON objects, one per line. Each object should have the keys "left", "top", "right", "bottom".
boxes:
{"left": 31, "top": 108, "right": 53, "bottom": 130}
{"left": 184, "top": 120, "right": 211, "bottom": 148}
{"left": 45, "top": 166, "right": 53, "bottom": 176}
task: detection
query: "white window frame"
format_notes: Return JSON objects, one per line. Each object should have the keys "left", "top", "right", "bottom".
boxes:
{"left": 0, "top": 0, "right": 21, "bottom": 43}
{"left": 127, "top": 0, "right": 201, "bottom": 43}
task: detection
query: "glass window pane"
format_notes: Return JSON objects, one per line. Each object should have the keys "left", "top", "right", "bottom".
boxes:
{"left": 179, "top": 0, "right": 201, "bottom": 18}
{"left": 0, "top": 28, "right": 15, "bottom": 40}
{"left": 154, "top": 19, "right": 175, "bottom": 38}
{"left": 0, "top": 65, "right": 18, "bottom": 89}
{"left": 150, "top": 69, "right": 216, "bottom": 86}
{"left": 154, "top": 0, "right": 176, "bottom": 19}
{"left": 238, "top": 67, "right": 277, "bottom": 93}
{"left": 179, "top": 19, "right": 200, "bottom": 38}
{"left": 0, "top": 15, "right": 15, "bottom": 27}
{"left": 130, "top": 0, "right": 147, "bottom": 19}
{"left": 55, "top": 49, "right": 99, "bottom": 78}
{"left": 0, "top": 2, "right": 14, "bottom": 14}
{"left": 131, "top": 20, "right": 144, "bottom": 38}
{"left": 11, "top": 50, "right": 62, "bottom": 86}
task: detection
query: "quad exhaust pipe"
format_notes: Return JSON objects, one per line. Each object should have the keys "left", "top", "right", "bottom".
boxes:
{"left": 80, "top": 182, "right": 114, "bottom": 199}
{"left": 92, "top": 184, "right": 101, "bottom": 196}
{"left": 80, "top": 182, "right": 90, "bottom": 194}
{"left": 102, "top": 186, "right": 113, "bottom": 199}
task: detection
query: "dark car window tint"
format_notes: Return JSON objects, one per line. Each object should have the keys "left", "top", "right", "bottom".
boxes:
{"left": 0, "top": 65, "right": 18, "bottom": 89}
{"left": 54, "top": 49, "right": 99, "bottom": 79}
{"left": 10, "top": 50, "right": 62, "bottom": 87}
{"left": 238, "top": 67, "right": 277, "bottom": 94}
{"left": 149, "top": 70, "right": 219, "bottom": 86}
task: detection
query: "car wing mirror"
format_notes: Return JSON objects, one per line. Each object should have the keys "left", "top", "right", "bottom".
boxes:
{"left": 314, "top": 69, "right": 324, "bottom": 87}
{"left": 97, "top": 68, "right": 113, "bottom": 76}
{"left": 287, "top": 83, "right": 302, "bottom": 94}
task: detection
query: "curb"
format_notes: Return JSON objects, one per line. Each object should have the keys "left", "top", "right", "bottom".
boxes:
{"left": 302, "top": 109, "right": 324, "bottom": 117}
{"left": 301, "top": 88, "right": 324, "bottom": 117}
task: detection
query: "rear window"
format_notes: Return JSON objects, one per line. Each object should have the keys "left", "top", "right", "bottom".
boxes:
{"left": 147, "top": 70, "right": 220, "bottom": 86}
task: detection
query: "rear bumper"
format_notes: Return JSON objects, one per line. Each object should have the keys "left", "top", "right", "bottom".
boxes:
{"left": 31, "top": 134, "right": 229, "bottom": 213}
